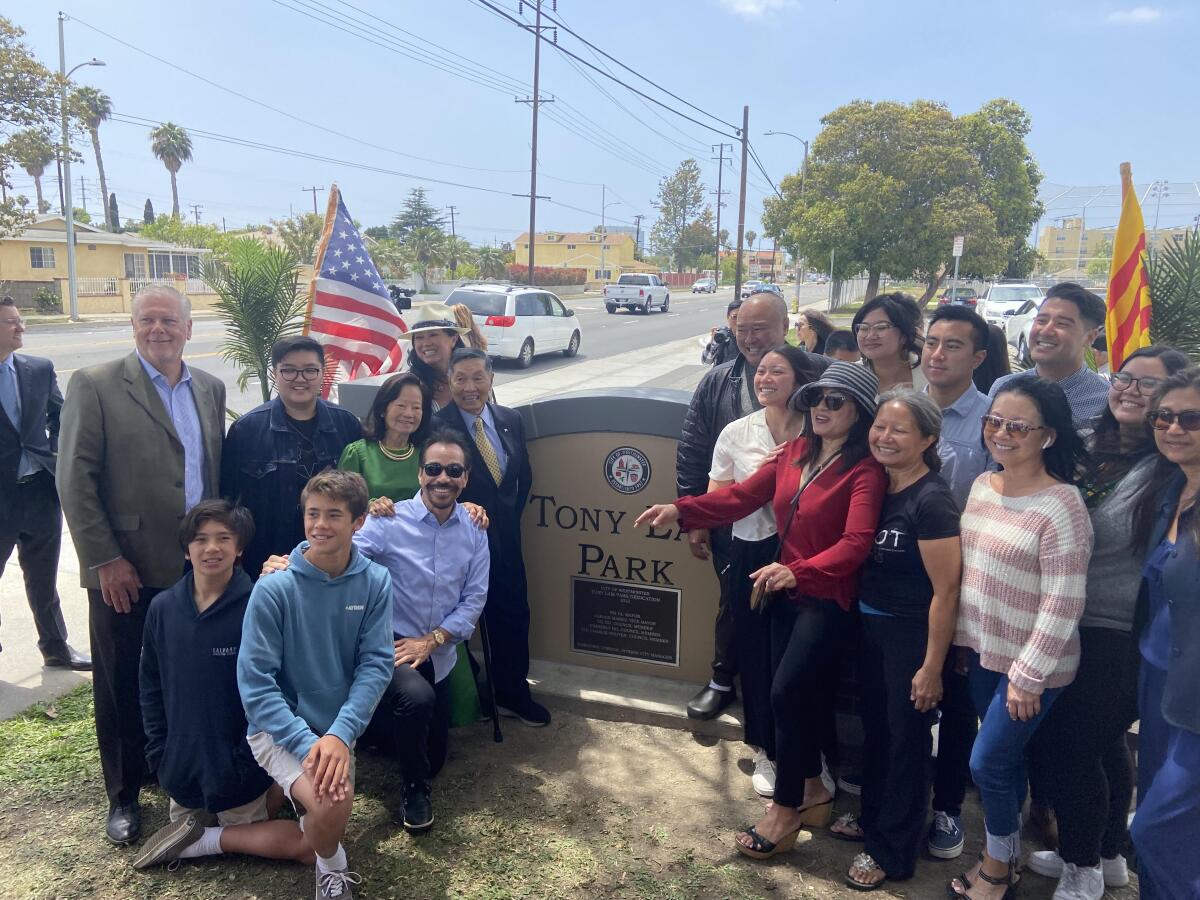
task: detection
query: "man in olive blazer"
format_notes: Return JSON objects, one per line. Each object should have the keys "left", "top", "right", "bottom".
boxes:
{"left": 58, "top": 287, "right": 225, "bottom": 845}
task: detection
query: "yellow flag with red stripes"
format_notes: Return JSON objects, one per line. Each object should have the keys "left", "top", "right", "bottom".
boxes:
{"left": 1105, "top": 163, "right": 1152, "bottom": 370}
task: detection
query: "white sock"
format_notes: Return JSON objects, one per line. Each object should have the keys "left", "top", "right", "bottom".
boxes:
{"left": 316, "top": 844, "right": 348, "bottom": 874}
{"left": 707, "top": 680, "right": 732, "bottom": 692}
{"left": 177, "top": 826, "right": 224, "bottom": 859}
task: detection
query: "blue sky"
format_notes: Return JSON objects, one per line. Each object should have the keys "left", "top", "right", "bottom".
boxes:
{"left": 7, "top": 0, "right": 1198, "bottom": 244}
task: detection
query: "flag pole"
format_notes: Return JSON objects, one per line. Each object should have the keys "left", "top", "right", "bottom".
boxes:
{"left": 303, "top": 183, "right": 341, "bottom": 336}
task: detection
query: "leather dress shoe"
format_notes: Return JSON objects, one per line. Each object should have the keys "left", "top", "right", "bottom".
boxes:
{"left": 686, "top": 684, "right": 736, "bottom": 720}
{"left": 106, "top": 802, "right": 141, "bottom": 845}
{"left": 43, "top": 645, "right": 92, "bottom": 671}
{"left": 401, "top": 782, "right": 434, "bottom": 834}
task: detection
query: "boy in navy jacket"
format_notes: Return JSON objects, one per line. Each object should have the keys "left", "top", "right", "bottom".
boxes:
{"left": 135, "top": 500, "right": 313, "bottom": 871}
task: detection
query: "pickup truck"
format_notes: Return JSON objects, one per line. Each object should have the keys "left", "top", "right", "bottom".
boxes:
{"left": 604, "top": 273, "right": 670, "bottom": 314}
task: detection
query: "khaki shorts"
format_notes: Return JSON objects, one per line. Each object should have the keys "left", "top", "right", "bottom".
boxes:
{"left": 247, "top": 731, "right": 356, "bottom": 806}
{"left": 169, "top": 790, "right": 271, "bottom": 827}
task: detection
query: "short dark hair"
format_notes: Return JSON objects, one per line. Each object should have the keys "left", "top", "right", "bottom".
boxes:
{"left": 178, "top": 499, "right": 255, "bottom": 552}
{"left": 990, "top": 378, "right": 1088, "bottom": 484}
{"left": 362, "top": 372, "right": 431, "bottom": 445}
{"left": 726, "top": 298, "right": 743, "bottom": 315}
{"left": 420, "top": 427, "right": 473, "bottom": 470}
{"left": 271, "top": 335, "right": 325, "bottom": 367}
{"left": 301, "top": 469, "right": 368, "bottom": 519}
{"left": 449, "top": 346, "right": 493, "bottom": 374}
{"left": 824, "top": 329, "right": 858, "bottom": 355}
{"left": 852, "top": 291, "right": 924, "bottom": 367}
{"left": 0, "top": 296, "right": 15, "bottom": 308}
{"left": 1044, "top": 282, "right": 1106, "bottom": 328}
{"left": 928, "top": 304, "right": 989, "bottom": 352}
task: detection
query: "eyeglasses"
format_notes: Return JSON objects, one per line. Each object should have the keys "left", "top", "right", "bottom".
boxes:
{"left": 853, "top": 322, "right": 894, "bottom": 336}
{"left": 0, "top": 317, "right": 24, "bottom": 328}
{"left": 422, "top": 462, "right": 466, "bottom": 478}
{"left": 981, "top": 414, "right": 1046, "bottom": 436}
{"left": 277, "top": 365, "right": 323, "bottom": 381}
{"left": 1111, "top": 372, "right": 1164, "bottom": 395}
{"left": 799, "top": 386, "right": 849, "bottom": 411}
{"left": 1146, "top": 409, "right": 1200, "bottom": 432}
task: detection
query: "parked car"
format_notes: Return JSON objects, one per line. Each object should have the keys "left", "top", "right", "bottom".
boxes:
{"left": 446, "top": 283, "right": 582, "bottom": 368}
{"left": 979, "top": 282, "right": 1045, "bottom": 326}
{"left": 937, "top": 286, "right": 979, "bottom": 308}
{"left": 761, "top": 283, "right": 784, "bottom": 297}
{"left": 1004, "top": 297, "right": 1041, "bottom": 364}
{"left": 604, "top": 273, "right": 670, "bottom": 314}
{"left": 691, "top": 277, "right": 716, "bottom": 294}
{"left": 739, "top": 280, "right": 764, "bottom": 299}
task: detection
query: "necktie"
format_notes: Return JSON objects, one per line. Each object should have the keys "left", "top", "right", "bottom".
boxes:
{"left": 473, "top": 416, "right": 503, "bottom": 484}
{"left": 0, "top": 364, "right": 18, "bottom": 430}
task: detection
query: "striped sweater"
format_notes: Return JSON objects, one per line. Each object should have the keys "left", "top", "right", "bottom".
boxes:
{"left": 954, "top": 473, "right": 1093, "bottom": 694}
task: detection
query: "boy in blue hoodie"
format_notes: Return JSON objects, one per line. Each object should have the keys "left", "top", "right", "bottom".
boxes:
{"left": 237, "top": 470, "right": 392, "bottom": 900}
{"left": 134, "top": 500, "right": 315, "bottom": 871}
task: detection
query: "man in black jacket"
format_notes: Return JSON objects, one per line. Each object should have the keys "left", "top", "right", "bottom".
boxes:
{"left": 436, "top": 348, "right": 549, "bottom": 727}
{"left": 676, "top": 292, "right": 798, "bottom": 719}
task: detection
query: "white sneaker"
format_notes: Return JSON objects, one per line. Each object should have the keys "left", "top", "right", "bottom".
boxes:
{"left": 1029, "top": 850, "right": 1130, "bottom": 887}
{"left": 819, "top": 755, "right": 836, "bottom": 797}
{"left": 751, "top": 750, "right": 776, "bottom": 797}
{"left": 1052, "top": 863, "right": 1104, "bottom": 900}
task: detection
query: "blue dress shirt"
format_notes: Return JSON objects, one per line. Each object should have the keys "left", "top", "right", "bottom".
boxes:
{"left": 137, "top": 351, "right": 206, "bottom": 511}
{"left": 989, "top": 365, "right": 1109, "bottom": 430}
{"left": 457, "top": 404, "right": 508, "bottom": 474}
{"left": 0, "top": 354, "right": 35, "bottom": 478}
{"left": 928, "top": 384, "right": 992, "bottom": 509}
{"left": 353, "top": 496, "right": 491, "bottom": 683}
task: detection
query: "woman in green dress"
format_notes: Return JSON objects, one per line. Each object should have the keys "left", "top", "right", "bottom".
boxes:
{"left": 339, "top": 371, "right": 486, "bottom": 725}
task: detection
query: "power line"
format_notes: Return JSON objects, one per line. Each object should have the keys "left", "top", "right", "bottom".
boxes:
{"left": 746, "top": 143, "right": 783, "bottom": 199}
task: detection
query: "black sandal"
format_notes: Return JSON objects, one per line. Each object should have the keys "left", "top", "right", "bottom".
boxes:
{"left": 946, "top": 856, "right": 1017, "bottom": 899}
{"left": 735, "top": 823, "right": 801, "bottom": 860}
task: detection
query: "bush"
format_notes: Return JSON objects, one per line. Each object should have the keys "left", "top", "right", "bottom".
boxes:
{"left": 507, "top": 264, "right": 587, "bottom": 286}
{"left": 32, "top": 286, "right": 62, "bottom": 315}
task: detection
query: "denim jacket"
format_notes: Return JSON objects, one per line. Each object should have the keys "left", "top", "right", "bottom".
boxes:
{"left": 220, "top": 397, "right": 361, "bottom": 579}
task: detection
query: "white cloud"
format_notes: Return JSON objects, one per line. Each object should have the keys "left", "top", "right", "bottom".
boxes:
{"left": 1105, "top": 6, "right": 1164, "bottom": 24}
{"left": 717, "top": 0, "right": 799, "bottom": 19}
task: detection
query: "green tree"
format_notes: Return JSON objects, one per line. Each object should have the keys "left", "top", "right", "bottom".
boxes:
{"left": 403, "top": 226, "right": 447, "bottom": 291}
{"left": 70, "top": 86, "right": 113, "bottom": 229}
{"left": 391, "top": 188, "right": 444, "bottom": 239}
{"left": 72, "top": 206, "right": 90, "bottom": 224}
{"left": 149, "top": 122, "right": 193, "bottom": 218}
{"left": 202, "top": 238, "right": 308, "bottom": 403}
{"left": 143, "top": 198, "right": 155, "bottom": 224}
{"left": 1086, "top": 237, "right": 1114, "bottom": 279}
{"left": 271, "top": 213, "right": 323, "bottom": 264}
{"left": 744, "top": 229, "right": 757, "bottom": 251}
{"left": 678, "top": 209, "right": 717, "bottom": 272}
{"left": 107, "top": 194, "right": 120, "bottom": 232}
{"left": 472, "top": 244, "right": 508, "bottom": 279}
{"left": 649, "top": 159, "right": 707, "bottom": 269}
{"left": 1147, "top": 227, "right": 1200, "bottom": 361}
{"left": 5, "top": 128, "right": 55, "bottom": 213}
{"left": 445, "top": 235, "right": 471, "bottom": 277}
{"left": 363, "top": 224, "right": 390, "bottom": 241}
{"left": 0, "top": 17, "right": 58, "bottom": 236}
{"left": 369, "top": 238, "right": 412, "bottom": 281}
{"left": 140, "top": 215, "right": 232, "bottom": 253}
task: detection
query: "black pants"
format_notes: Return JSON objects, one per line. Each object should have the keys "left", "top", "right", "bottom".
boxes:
{"left": 89, "top": 585, "right": 158, "bottom": 806}
{"left": 709, "top": 525, "right": 736, "bottom": 686}
{"left": 1028, "top": 626, "right": 1138, "bottom": 866}
{"left": 486, "top": 562, "right": 533, "bottom": 709}
{"left": 770, "top": 597, "right": 855, "bottom": 806}
{"left": 859, "top": 614, "right": 936, "bottom": 880}
{"left": 0, "top": 472, "right": 69, "bottom": 657}
{"left": 931, "top": 650, "right": 978, "bottom": 817}
{"left": 365, "top": 658, "right": 451, "bottom": 786}
{"left": 728, "top": 535, "right": 779, "bottom": 754}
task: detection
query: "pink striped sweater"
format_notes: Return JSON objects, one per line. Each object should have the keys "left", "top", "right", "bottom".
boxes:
{"left": 954, "top": 473, "right": 1093, "bottom": 694}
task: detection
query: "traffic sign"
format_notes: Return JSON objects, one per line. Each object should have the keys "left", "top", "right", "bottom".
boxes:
{"left": 952, "top": 235, "right": 965, "bottom": 257}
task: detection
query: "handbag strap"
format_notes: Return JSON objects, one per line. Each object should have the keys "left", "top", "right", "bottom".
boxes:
{"left": 774, "top": 449, "right": 842, "bottom": 558}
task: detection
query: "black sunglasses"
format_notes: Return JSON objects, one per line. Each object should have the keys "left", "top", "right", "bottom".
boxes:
{"left": 799, "top": 386, "right": 848, "bottom": 411}
{"left": 1147, "top": 409, "right": 1200, "bottom": 432}
{"left": 421, "top": 462, "right": 466, "bottom": 478}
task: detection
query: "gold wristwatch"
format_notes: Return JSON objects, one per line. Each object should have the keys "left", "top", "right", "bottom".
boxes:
{"left": 431, "top": 628, "right": 447, "bottom": 646}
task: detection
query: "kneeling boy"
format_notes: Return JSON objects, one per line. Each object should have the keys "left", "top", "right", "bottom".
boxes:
{"left": 135, "top": 500, "right": 313, "bottom": 870}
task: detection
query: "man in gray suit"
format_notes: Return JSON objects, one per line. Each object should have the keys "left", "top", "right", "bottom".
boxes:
{"left": 59, "top": 286, "right": 225, "bottom": 845}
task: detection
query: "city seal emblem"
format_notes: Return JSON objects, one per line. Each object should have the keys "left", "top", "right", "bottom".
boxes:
{"left": 604, "top": 446, "right": 651, "bottom": 494}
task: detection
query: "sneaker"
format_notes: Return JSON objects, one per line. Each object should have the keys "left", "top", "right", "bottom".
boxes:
{"left": 497, "top": 697, "right": 552, "bottom": 727}
{"left": 316, "top": 867, "right": 362, "bottom": 899}
{"left": 1029, "top": 851, "right": 1130, "bottom": 888}
{"left": 836, "top": 772, "right": 862, "bottom": 796}
{"left": 1052, "top": 862, "right": 1104, "bottom": 900}
{"left": 401, "top": 781, "right": 434, "bottom": 834}
{"left": 132, "top": 815, "right": 203, "bottom": 870}
{"left": 927, "top": 810, "right": 965, "bottom": 859}
{"left": 751, "top": 750, "right": 776, "bottom": 797}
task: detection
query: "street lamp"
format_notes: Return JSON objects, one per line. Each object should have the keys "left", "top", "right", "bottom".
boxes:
{"left": 58, "top": 12, "right": 105, "bottom": 322}
{"left": 764, "top": 130, "right": 810, "bottom": 308}
{"left": 599, "top": 184, "right": 621, "bottom": 286}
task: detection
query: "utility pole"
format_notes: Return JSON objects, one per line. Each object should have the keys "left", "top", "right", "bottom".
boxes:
{"left": 189, "top": 203, "right": 202, "bottom": 224}
{"left": 445, "top": 205, "right": 458, "bottom": 275}
{"left": 600, "top": 184, "right": 606, "bottom": 286}
{"left": 221, "top": 216, "right": 227, "bottom": 233}
{"left": 78, "top": 175, "right": 87, "bottom": 215}
{"left": 711, "top": 143, "right": 732, "bottom": 286}
{"left": 632, "top": 213, "right": 644, "bottom": 259}
{"left": 302, "top": 185, "right": 325, "bottom": 216}
{"left": 514, "top": 0, "right": 556, "bottom": 282}
{"left": 733, "top": 107, "right": 750, "bottom": 303}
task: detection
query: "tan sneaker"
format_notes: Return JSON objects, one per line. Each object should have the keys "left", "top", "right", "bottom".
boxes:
{"left": 132, "top": 815, "right": 203, "bottom": 870}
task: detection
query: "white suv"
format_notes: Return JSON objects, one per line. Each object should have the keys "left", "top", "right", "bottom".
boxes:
{"left": 979, "top": 283, "right": 1045, "bottom": 326}
{"left": 446, "top": 283, "right": 582, "bottom": 369}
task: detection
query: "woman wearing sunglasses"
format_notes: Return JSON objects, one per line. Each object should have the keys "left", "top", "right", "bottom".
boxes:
{"left": 835, "top": 389, "right": 962, "bottom": 891}
{"left": 948, "top": 378, "right": 1092, "bottom": 900}
{"left": 1127, "top": 366, "right": 1200, "bottom": 899}
{"left": 850, "top": 292, "right": 926, "bottom": 394}
{"left": 1025, "top": 346, "right": 1189, "bottom": 899}
{"left": 635, "top": 362, "right": 887, "bottom": 861}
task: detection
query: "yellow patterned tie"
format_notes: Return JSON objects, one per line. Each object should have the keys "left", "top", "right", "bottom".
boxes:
{"left": 473, "top": 416, "right": 503, "bottom": 484}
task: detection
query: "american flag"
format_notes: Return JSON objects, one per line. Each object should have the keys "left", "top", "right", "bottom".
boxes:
{"left": 304, "top": 185, "right": 406, "bottom": 395}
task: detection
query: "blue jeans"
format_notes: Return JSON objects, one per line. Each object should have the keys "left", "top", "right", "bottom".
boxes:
{"left": 967, "top": 652, "right": 1063, "bottom": 862}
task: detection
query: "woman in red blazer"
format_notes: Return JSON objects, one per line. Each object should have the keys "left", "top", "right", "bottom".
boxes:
{"left": 638, "top": 361, "right": 886, "bottom": 860}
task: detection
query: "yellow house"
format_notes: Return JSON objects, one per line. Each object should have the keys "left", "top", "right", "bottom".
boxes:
{"left": 0, "top": 214, "right": 218, "bottom": 314}
{"left": 513, "top": 230, "right": 657, "bottom": 288}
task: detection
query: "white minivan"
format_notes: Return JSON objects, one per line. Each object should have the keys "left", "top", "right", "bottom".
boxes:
{"left": 446, "top": 283, "right": 583, "bottom": 368}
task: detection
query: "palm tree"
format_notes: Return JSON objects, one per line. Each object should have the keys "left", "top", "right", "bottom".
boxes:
{"left": 71, "top": 87, "right": 113, "bottom": 229}
{"left": 1147, "top": 227, "right": 1200, "bottom": 361}
{"left": 202, "top": 238, "right": 308, "bottom": 403}
{"left": 149, "top": 122, "right": 193, "bottom": 218}
{"left": 472, "top": 245, "right": 507, "bottom": 280}
{"left": 444, "top": 235, "right": 471, "bottom": 277}
{"left": 403, "top": 226, "right": 447, "bottom": 292}
{"left": 745, "top": 229, "right": 757, "bottom": 251}
{"left": 5, "top": 129, "right": 55, "bottom": 213}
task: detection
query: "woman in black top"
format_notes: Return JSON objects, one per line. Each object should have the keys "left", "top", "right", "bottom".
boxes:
{"left": 835, "top": 388, "right": 963, "bottom": 890}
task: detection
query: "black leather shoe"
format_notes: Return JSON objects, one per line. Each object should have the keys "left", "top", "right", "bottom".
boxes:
{"left": 43, "top": 644, "right": 92, "bottom": 671}
{"left": 401, "top": 782, "right": 434, "bottom": 834}
{"left": 496, "top": 697, "right": 551, "bottom": 727}
{"left": 686, "top": 684, "right": 736, "bottom": 720}
{"left": 106, "top": 802, "right": 141, "bottom": 845}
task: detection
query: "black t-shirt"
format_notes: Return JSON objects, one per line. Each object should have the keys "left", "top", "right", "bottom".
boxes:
{"left": 858, "top": 471, "right": 961, "bottom": 618}
{"left": 286, "top": 412, "right": 320, "bottom": 483}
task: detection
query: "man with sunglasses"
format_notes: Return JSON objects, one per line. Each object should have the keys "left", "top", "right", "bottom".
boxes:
{"left": 221, "top": 336, "right": 361, "bottom": 580}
